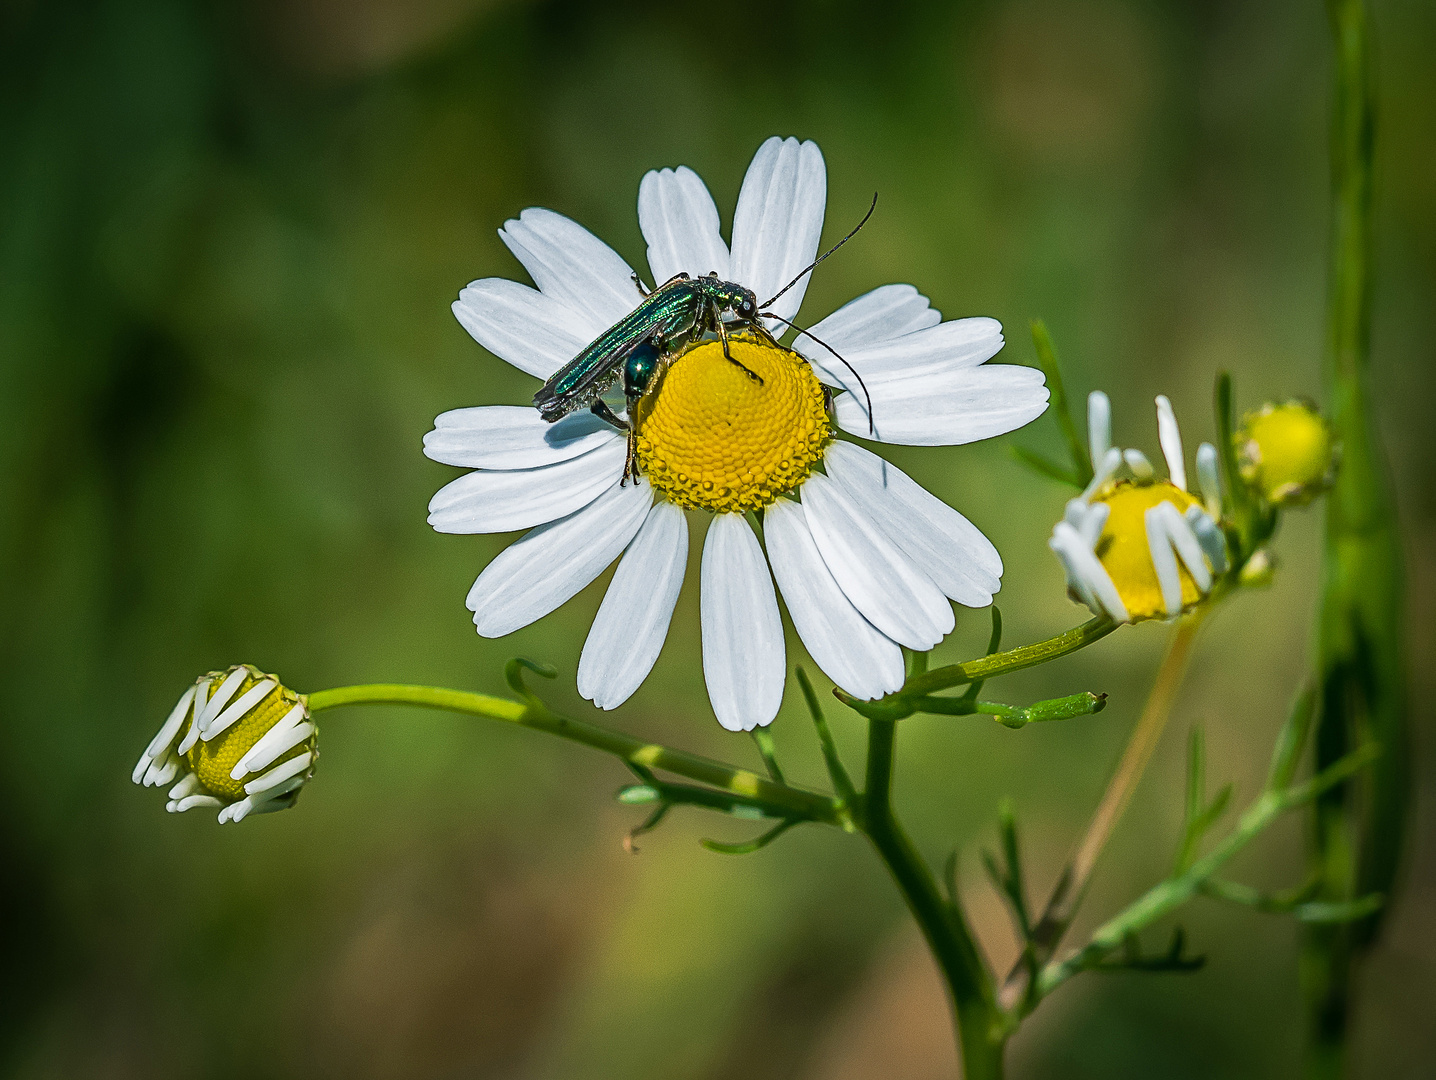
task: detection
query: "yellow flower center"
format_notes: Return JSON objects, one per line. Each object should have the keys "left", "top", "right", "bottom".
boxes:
{"left": 184, "top": 671, "right": 311, "bottom": 801}
{"left": 1238, "top": 402, "right": 1334, "bottom": 505}
{"left": 1093, "top": 480, "right": 1204, "bottom": 622}
{"left": 635, "top": 335, "right": 831, "bottom": 514}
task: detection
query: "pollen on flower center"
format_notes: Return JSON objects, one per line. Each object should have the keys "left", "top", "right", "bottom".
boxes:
{"left": 1093, "top": 480, "right": 1203, "bottom": 622}
{"left": 635, "top": 335, "right": 832, "bottom": 514}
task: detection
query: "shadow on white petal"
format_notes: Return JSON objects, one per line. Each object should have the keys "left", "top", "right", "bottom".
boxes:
{"left": 799, "top": 472, "right": 953, "bottom": 650}
{"left": 824, "top": 441, "right": 1002, "bottom": 606}
{"left": 424, "top": 407, "right": 619, "bottom": 470}
{"left": 765, "top": 499, "right": 904, "bottom": 701}
{"left": 466, "top": 479, "right": 652, "bottom": 637}
{"left": 428, "top": 439, "right": 626, "bottom": 534}
{"left": 578, "top": 502, "right": 689, "bottom": 710}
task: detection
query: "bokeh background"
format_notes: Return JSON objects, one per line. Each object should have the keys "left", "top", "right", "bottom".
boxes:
{"left": 2, "top": 0, "right": 1433, "bottom": 1076}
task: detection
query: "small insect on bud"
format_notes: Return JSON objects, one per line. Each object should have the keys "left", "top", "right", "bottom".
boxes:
{"left": 1237, "top": 400, "right": 1337, "bottom": 506}
{"left": 132, "top": 665, "right": 317, "bottom": 823}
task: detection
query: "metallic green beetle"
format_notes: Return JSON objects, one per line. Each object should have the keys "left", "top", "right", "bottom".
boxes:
{"left": 532, "top": 196, "right": 878, "bottom": 482}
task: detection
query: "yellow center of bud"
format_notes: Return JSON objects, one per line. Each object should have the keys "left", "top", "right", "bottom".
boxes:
{"left": 184, "top": 670, "right": 311, "bottom": 801}
{"left": 1093, "top": 480, "right": 1204, "bottom": 622}
{"left": 635, "top": 336, "right": 831, "bottom": 514}
{"left": 1238, "top": 401, "right": 1334, "bottom": 505}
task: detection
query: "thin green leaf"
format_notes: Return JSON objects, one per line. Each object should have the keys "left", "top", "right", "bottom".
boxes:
{"left": 701, "top": 820, "right": 795, "bottom": 855}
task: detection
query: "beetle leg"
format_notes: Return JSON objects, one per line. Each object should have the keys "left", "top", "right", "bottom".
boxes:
{"left": 751, "top": 319, "right": 783, "bottom": 349}
{"left": 717, "top": 310, "right": 763, "bottom": 385}
{"left": 621, "top": 392, "right": 643, "bottom": 486}
{"left": 590, "top": 399, "right": 629, "bottom": 432}
{"left": 631, "top": 272, "right": 652, "bottom": 298}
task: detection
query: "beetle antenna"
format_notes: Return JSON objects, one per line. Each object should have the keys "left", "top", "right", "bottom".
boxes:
{"left": 760, "top": 193, "right": 877, "bottom": 311}
{"left": 763, "top": 312, "right": 874, "bottom": 436}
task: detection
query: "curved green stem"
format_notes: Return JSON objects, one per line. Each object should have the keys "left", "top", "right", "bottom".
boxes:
{"left": 839, "top": 617, "right": 1118, "bottom": 720}
{"left": 861, "top": 718, "right": 1006, "bottom": 1079}
{"left": 306, "top": 683, "right": 846, "bottom": 826}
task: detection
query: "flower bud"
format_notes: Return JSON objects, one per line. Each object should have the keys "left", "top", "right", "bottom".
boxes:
{"left": 1237, "top": 401, "right": 1336, "bottom": 506}
{"left": 133, "top": 666, "right": 316, "bottom": 823}
{"left": 1238, "top": 548, "right": 1277, "bottom": 589}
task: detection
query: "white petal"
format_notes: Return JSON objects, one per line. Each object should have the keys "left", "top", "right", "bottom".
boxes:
{"left": 1124, "top": 448, "right": 1154, "bottom": 479}
{"left": 638, "top": 166, "right": 730, "bottom": 285}
{"left": 699, "top": 514, "right": 785, "bottom": 732}
{"left": 836, "top": 362, "right": 1049, "bottom": 446}
{"left": 728, "top": 137, "right": 826, "bottom": 327}
{"left": 1186, "top": 504, "right": 1228, "bottom": 573}
{"left": 465, "top": 478, "right": 653, "bottom": 637}
{"left": 424, "top": 406, "right": 620, "bottom": 470}
{"left": 499, "top": 208, "right": 639, "bottom": 333}
{"left": 1088, "top": 391, "right": 1112, "bottom": 473}
{"left": 824, "top": 441, "right": 1002, "bottom": 606}
{"left": 764, "top": 499, "right": 904, "bottom": 701}
{"left": 1145, "top": 507, "right": 1184, "bottom": 617}
{"left": 1155, "top": 395, "right": 1187, "bottom": 490}
{"left": 1050, "top": 521, "right": 1129, "bottom": 623}
{"left": 800, "top": 284, "right": 941, "bottom": 355}
{"left": 1156, "top": 500, "right": 1211, "bottom": 592}
{"left": 1195, "top": 442, "right": 1222, "bottom": 517}
{"left": 140, "top": 686, "right": 197, "bottom": 769}
{"left": 244, "top": 751, "right": 313, "bottom": 796}
{"left": 451, "top": 278, "right": 594, "bottom": 380}
{"left": 826, "top": 317, "right": 1004, "bottom": 388}
{"left": 578, "top": 502, "right": 689, "bottom": 709}
{"left": 799, "top": 472, "right": 953, "bottom": 650}
{"left": 202, "top": 680, "right": 275, "bottom": 740}
{"left": 1082, "top": 447, "right": 1122, "bottom": 500}
{"left": 428, "top": 438, "right": 625, "bottom": 534}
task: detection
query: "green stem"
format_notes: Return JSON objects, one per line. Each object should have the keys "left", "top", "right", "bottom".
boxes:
{"left": 1039, "top": 743, "right": 1378, "bottom": 1000}
{"left": 861, "top": 719, "right": 1006, "bottom": 1079}
{"left": 1000, "top": 614, "right": 1203, "bottom": 1010}
{"left": 1309, "top": 0, "right": 1407, "bottom": 1075}
{"left": 841, "top": 617, "right": 1118, "bottom": 719}
{"left": 305, "top": 683, "right": 845, "bottom": 825}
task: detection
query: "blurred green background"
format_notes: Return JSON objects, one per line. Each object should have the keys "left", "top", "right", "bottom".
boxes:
{"left": 1, "top": 0, "right": 1432, "bottom": 1076}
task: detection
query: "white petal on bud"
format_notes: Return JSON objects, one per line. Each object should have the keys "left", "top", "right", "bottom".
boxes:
{"left": 1144, "top": 506, "right": 1184, "bottom": 618}
{"left": 167, "top": 773, "right": 202, "bottom": 801}
{"left": 1195, "top": 443, "right": 1222, "bottom": 518}
{"left": 244, "top": 751, "right": 313, "bottom": 796}
{"left": 1155, "top": 500, "right": 1211, "bottom": 592}
{"left": 202, "top": 680, "right": 276, "bottom": 741}
{"left": 1123, "top": 449, "right": 1154, "bottom": 480}
{"left": 1051, "top": 521, "right": 1129, "bottom": 623}
{"left": 143, "top": 686, "right": 197, "bottom": 763}
{"left": 1081, "top": 447, "right": 1122, "bottom": 500}
{"left": 1077, "top": 501, "right": 1109, "bottom": 547}
{"left": 170, "top": 794, "right": 223, "bottom": 814}
{"left": 1155, "top": 396, "right": 1186, "bottom": 491}
{"left": 232, "top": 705, "right": 310, "bottom": 779}
{"left": 1186, "top": 505, "right": 1228, "bottom": 573}
{"left": 177, "top": 676, "right": 216, "bottom": 755}
{"left": 1087, "top": 391, "right": 1112, "bottom": 473}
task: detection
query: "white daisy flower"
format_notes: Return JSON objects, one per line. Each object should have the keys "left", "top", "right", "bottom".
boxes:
{"left": 133, "top": 665, "right": 317, "bottom": 823}
{"left": 426, "top": 136, "right": 1051, "bottom": 731}
{"left": 1049, "top": 392, "right": 1229, "bottom": 624}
